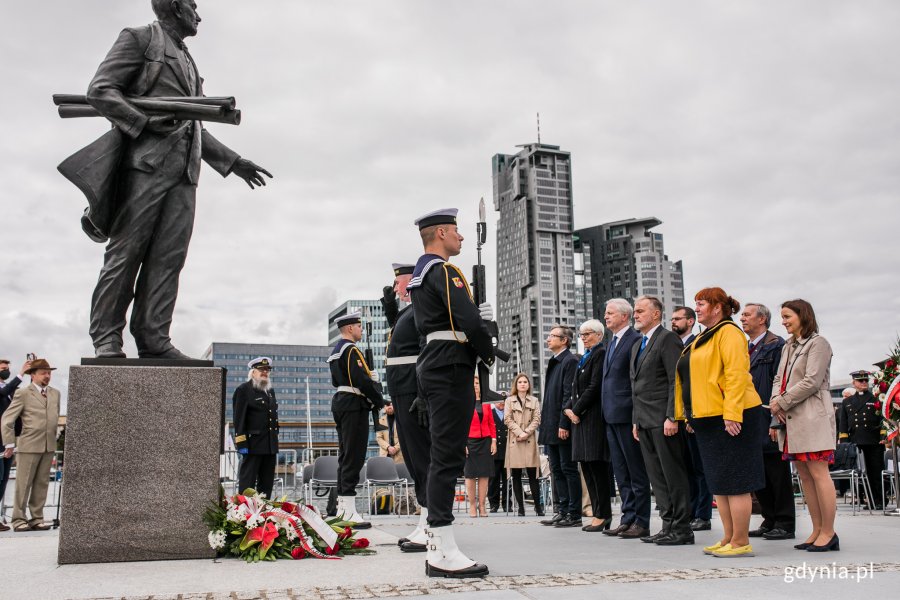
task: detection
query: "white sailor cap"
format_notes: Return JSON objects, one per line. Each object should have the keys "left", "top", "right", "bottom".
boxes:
{"left": 248, "top": 356, "right": 273, "bottom": 370}
{"left": 334, "top": 311, "right": 362, "bottom": 328}
{"left": 392, "top": 263, "right": 415, "bottom": 276}
{"left": 414, "top": 208, "right": 458, "bottom": 230}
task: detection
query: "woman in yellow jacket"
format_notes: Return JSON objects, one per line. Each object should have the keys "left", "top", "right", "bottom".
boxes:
{"left": 675, "top": 287, "right": 766, "bottom": 558}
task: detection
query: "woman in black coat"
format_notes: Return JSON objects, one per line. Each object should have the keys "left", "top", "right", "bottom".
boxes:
{"left": 564, "top": 319, "right": 611, "bottom": 532}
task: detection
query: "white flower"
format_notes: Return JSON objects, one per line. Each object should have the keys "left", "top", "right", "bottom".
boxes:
{"left": 226, "top": 503, "right": 248, "bottom": 523}
{"left": 282, "top": 523, "right": 298, "bottom": 541}
{"left": 208, "top": 529, "right": 227, "bottom": 550}
{"left": 246, "top": 513, "right": 264, "bottom": 529}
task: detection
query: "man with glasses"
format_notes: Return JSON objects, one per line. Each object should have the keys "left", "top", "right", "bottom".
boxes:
{"left": 233, "top": 356, "right": 279, "bottom": 498}
{"left": 539, "top": 325, "right": 582, "bottom": 528}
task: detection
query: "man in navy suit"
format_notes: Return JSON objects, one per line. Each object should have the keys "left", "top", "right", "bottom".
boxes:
{"left": 0, "top": 357, "right": 31, "bottom": 531}
{"left": 600, "top": 299, "right": 650, "bottom": 539}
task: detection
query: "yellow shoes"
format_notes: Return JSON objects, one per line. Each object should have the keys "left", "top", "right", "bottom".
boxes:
{"left": 712, "top": 543, "right": 755, "bottom": 557}
{"left": 703, "top": 541, "right": 724, "bottom": 555}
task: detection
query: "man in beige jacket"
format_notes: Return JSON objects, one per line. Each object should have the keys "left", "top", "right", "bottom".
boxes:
{"left": 1, "top": 358, "right": 60, "bottom": 532}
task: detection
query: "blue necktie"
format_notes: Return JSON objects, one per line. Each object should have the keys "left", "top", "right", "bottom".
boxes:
{"left": 605, "top": 336, "right": 618, "bottom": 368}
{"left": 636, "top": 335, "right": 649, "bottom": 361}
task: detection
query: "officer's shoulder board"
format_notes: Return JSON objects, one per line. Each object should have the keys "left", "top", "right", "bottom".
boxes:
{"left": 327, "top": 339, "right": 356, "bottom": 363}
{"left": 407, "top": 254, "right": 446, "bottom": 290}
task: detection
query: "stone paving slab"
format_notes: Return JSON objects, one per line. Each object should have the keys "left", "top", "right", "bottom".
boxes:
{"left": 1, "top": 509, "right": 897, "bottom": 599}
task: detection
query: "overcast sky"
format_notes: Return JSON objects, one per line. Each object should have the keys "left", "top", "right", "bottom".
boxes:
{"left": 2, "top": 0, "right": 898, "bottom": 407}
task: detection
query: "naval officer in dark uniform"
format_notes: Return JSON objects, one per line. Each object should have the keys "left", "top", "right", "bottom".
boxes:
{"left": 839, "top": 370, "right": 886, "bottom": 509}
{"left": 407, "top": 208, "right": 494, "bottom": 578}
{"left": 328, "top": 311, "right": 385, "bottom": 528}
{"left": 233, "top": 357, "right": 279, "bottom": 497}
{"left": 384, "top": 262, "right": 433, "bottom": 553}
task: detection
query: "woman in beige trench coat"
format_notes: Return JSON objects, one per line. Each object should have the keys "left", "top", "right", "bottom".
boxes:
{"left": 770, "top": 299, "right": 838, "bottom": 553}
{"left": 504, "top": 373, "right": 544, "bottom": 516}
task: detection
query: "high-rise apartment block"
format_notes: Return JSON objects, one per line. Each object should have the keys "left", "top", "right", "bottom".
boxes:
{"left": 575, "top": 217, "right": 684, "bottom": 321}
{"left": 492, "top": 143, "right": 576, "bottom": 394}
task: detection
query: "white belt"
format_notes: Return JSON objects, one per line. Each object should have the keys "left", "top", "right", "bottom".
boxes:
{"left": 385, "top": 355, "right": 418, "bottom": 366}
{"left": 426, "top": 331, "right": 468, "bottom": 343}
{"left": 336, "top": 386, "right": 364, "bottom": 396}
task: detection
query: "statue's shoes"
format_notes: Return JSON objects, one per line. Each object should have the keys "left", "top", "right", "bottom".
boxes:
{"left": 139, "top": 348, "right": 193, "bottom": 360}
{"left": 95, "top": 343, "right": 126, "bottom": 358}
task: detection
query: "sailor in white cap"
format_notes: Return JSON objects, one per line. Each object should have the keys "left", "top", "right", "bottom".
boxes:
{"left": 233, "top": 356, "right": 279, "bottom": 497}
{"left": 407, "top": 208, "right": 495, "bottom": 577}
{"left": 382, "top": 261, "right": 433, "bottom": 552}
{"left": 327, "top": 311, "right": 385, "bottom": 528}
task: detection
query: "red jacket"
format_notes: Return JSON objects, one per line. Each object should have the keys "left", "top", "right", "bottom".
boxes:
{"left": 468, "top": 404, "right": 496, "bottom": 439}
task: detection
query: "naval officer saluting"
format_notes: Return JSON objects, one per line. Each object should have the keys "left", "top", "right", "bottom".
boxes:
{"left": 407, "top": 208, "right": 495, "bottom": 578}
{"left": 384, "top": 262, "right": 433, "bottom": 553}
{"left": 233, "top": 357, "right": 279, "bottom": 498}
{"left": 328, "top": 311, "right": 385, "bottom": 528}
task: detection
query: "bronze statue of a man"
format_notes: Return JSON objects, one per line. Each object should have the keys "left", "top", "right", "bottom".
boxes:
{"left": 77, "top": 0, "right": 272, "bottom": 359}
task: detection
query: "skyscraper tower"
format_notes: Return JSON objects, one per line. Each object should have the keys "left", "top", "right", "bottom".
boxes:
{"left": 575, "top": 217, "right": 685, "bottom": 322}
{"left": 492, "top": 143, "right": 576, "bottom": 395}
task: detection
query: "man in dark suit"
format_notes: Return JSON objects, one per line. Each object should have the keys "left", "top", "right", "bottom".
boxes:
{"left": 839, "top": 370, "right": 885, "bottom": 510}
{"left": 539, "top": 325, "right": 581, "bottom": 528}
{"left": 672, "top": 306, "right": 712, "bottom": 531}
{"left": 488, "top": 397, "right": 509, "bottom": 512}
{"left": 740, "top": 303, "right": 793, "bottom": 538}
{"left": 82, "top": 0, "right": 272, "bottom": 358}
{"left": 600, "top": 299, "right": 650, "bottom": 539}
{"left": 0, "top": 358, "right": 31, "bottom": 531}
{"left": 233, "top": 357, "right": 279, "bottom": 498}
{"left": 631, "top": 297, "right": 693, "bottom": 545}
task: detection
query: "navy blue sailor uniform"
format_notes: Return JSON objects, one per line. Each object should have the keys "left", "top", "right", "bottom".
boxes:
{"left": 328, "top": 338, "right": 385, "bottom": 495}
{"left": 233, "top": 381, "right": 279, "bottom": 497}
{"left": 407, "top": 254, "right": 494, "bottom": 527}
{"left": 839, "top": 387, "right": 886, "bottom": 508}
{"left": 386, "top": 303, "right": 432, "bottom": 508}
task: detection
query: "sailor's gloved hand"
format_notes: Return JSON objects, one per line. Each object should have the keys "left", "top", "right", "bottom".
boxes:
{"left": 382, "top": 285, "right": 395, "bottom": 303}
{"left": 237, "top": 447, "right": 249, "bottom": 455}
{"left": 479, "top": 302, "right": 494, "bottom": 321}
{"left": 409, "top": 396, "right": 430, "bottom": 428}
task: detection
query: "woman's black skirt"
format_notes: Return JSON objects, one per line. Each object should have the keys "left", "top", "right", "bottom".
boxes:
{"left": 464, "top": 437, "right": 494, "bottom": 478}
{"left": 689, "top": 406, "right": 766, "bottom": 496}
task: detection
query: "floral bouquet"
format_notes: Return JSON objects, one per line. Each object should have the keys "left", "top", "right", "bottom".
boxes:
{"left": 872, "top": 339, "right": 900, "bottom": 443}
{"left": 204, "top": 489, "right": 375, "bottom": 562}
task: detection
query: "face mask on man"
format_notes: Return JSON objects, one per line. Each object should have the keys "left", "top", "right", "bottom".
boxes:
{"left": 0, "top": 369, "right": 10, "bottom": 380}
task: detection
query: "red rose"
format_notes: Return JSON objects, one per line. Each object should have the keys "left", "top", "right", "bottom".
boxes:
{"left": 325, "top": 544, "right": 339, "bottom": 555}
{"left": 339, "top": 526, "right": 353, "bottom": 540}
{"left": 880, "top": 382, "right": 889, "bottom": 393}
{"left": 351, "top": 538, "right": 370, "bottom": 549}
{"left": 886, "top": 359, "right": 895, "bottom": 369}
{"left": 281, "top": 502, "right": 296, "bottom": 514}
{"left": 874, "top": 401, "right": 882, "bottom": 410}
{"left": 291, "top": 546, "right": 306, "bottom": 560}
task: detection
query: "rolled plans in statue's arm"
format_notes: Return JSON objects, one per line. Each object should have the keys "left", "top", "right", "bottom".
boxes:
{"left": 57, "top": 103, "right": 241, "bottom": 126}
{"left": 53, "top": 94, "right": 237, "bottom": 110}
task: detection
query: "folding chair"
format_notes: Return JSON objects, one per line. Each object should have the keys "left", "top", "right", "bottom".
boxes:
{"left": 364, "top": 456, "right": 406, "bottom": 516}
{"left": 307, "top": 455, "right": 339, "bottom": 508}
{"left": 829, "top": 444, "right": 873, "bottom": 515}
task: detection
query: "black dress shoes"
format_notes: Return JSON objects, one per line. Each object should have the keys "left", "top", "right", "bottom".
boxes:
{"left": 654, "top": 531, "right": 695, "bottom": 545}
{"left": 761, "top": 528, "right": 795, "bottom": 540}
{"left": 400, "top": 541, "right": 427, "bottom": 553}
{"left": 640, "top": 530, "right": 669, "bottom": 543}
{"left": 748, "top": 525, "right": 772, "bottom": 538}
{"left": 541, "top": 514, "right": 564, "bottom": 526}
{"left": 603, "top": 522, "right": 631, "bottom": 536}
{"left": 554, "top": 514, "right": 583, "bottom": 528}
{"left": 690, "top": 518, "right": 711, "bottom": 531}
{"left": 807, "top": 533, "right": 840, "bottom": 552}
{"left": 535, "top": 506, "right": 546, "bottom": 517}
{"left": 618, "top": 523, "right": 651, "bottom": 539}
{"left": 582, "top": 520, "right": 611, "bottom": 532}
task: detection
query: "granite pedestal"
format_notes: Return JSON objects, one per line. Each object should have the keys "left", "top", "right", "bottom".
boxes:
{"left": 58, "top": 364, "right": 224, "bottom": 564}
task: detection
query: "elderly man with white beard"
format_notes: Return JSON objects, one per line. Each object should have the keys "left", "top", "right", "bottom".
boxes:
{"left": 233, "top": 357, "right": 279, "bottom": 497}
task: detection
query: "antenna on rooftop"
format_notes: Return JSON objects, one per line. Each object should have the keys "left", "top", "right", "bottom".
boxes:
{"left": 536, "top": 112, "right": 541, "bottom": 144}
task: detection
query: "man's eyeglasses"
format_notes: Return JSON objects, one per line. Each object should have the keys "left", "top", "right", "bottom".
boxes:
{"left": 547, "top": 333, "right": 565, "bottom": 339}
